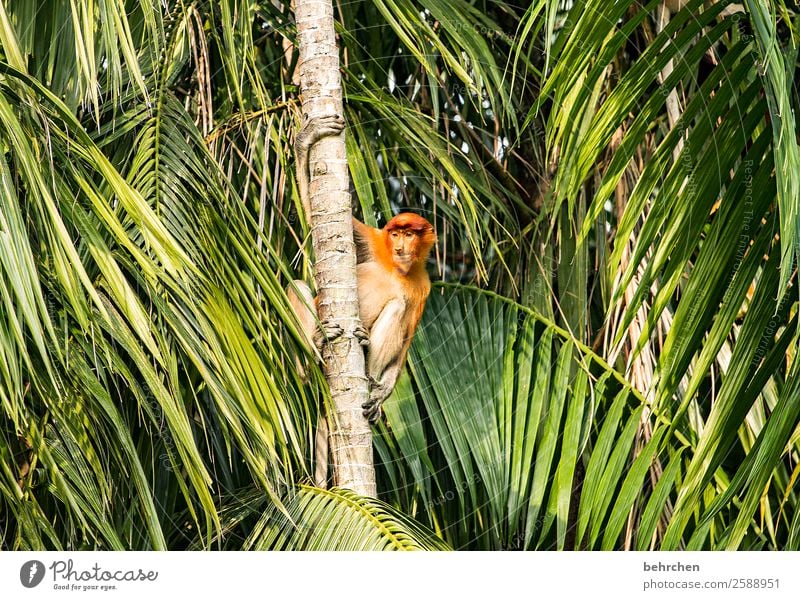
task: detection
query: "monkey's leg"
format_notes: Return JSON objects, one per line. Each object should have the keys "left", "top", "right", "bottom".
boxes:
{"left": 361, "top": 298, "right": 406, "bottom": 423}
{"left": 295, "top": 114, "right": 345, "bottom": 218}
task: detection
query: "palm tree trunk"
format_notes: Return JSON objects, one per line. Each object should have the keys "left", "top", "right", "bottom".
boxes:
{"left": 294, "top": 0, "right": 376, "bottom": 497}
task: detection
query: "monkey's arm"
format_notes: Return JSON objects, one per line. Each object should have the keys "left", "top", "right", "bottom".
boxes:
{"left": 352, "top": 218, "right": 377, "bottom": 263}
{"left": 286, "top": 280, "right": 343, "bottom": 361}
{"left": 286, "top": 280, "right": 368, "bottom": 374}
{"left": 361, "top": 298, "right": 408, "bottom": 422}
{"left": 294, "top": 114, "right": 345, "bottom": 219}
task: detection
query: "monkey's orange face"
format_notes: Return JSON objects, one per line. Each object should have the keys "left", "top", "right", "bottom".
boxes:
{"left": 388, "top": 228, "right": 420, "bottom": 274}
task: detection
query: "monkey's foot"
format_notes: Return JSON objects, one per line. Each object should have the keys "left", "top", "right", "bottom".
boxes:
{"left": 362, "top": 384, "right": 389, "bottom": 423}
{"left": 296, "top": 114, "right": 345, "bottom": 152}
{"left": 313, "top": 319, "right": 344, "bottom": 350}
{"left": 361, "top": 398, "right": 383, "bottom": 423}
{"left": 354, "top": 325, "right": 370, "bottom": 346}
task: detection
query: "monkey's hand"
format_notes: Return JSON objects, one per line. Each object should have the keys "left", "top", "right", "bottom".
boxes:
{"left": 362, "top": 378, "right": 391, "bottom": 423}
{"left": 295, "top": 114, "right": 345, "bottom": 155}
{"left": 313, "top": 319, "right": 344, "bottom": 350}
{"left": 354, "top": 325, "right": 370, "bottom": 347}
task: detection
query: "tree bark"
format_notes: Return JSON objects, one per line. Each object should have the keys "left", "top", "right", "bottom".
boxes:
{"left": 294, "top": 0, "right": 376, "bottom": 496}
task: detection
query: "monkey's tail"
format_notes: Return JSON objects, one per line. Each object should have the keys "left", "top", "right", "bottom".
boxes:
{"left": 314, "top": 415, "right": 329, "bottom": 488}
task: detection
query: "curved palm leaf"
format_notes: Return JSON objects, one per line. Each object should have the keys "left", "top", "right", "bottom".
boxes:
{"left": 199, "top": 486, "right": 450, "bottom": 550}
{"left": 374, "top": 285, "right": 660, "bottom": 550}
{"left": 513, "top": 0, "right": 800, "bottom": 549}
{"left": 376, "top": 283, "right": 799, "bottom": 550}
{"left": 0, "top": 5, "right": 318, "bottom": 549}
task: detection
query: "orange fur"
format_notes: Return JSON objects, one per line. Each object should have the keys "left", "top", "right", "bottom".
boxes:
{"left": 352, "top": 214, "right": 435, "bottom": 328}
{"left": 351, "top": 213, "right": 436, "bottom": 421}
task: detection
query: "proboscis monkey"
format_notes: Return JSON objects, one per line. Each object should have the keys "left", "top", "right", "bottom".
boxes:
{"left": 289, "top": 114, "right": 436, "bottom": 426}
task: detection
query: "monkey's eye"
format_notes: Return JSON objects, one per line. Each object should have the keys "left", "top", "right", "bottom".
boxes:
{"left": 404, "top": 230, "right": 414, "bottom": 238}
